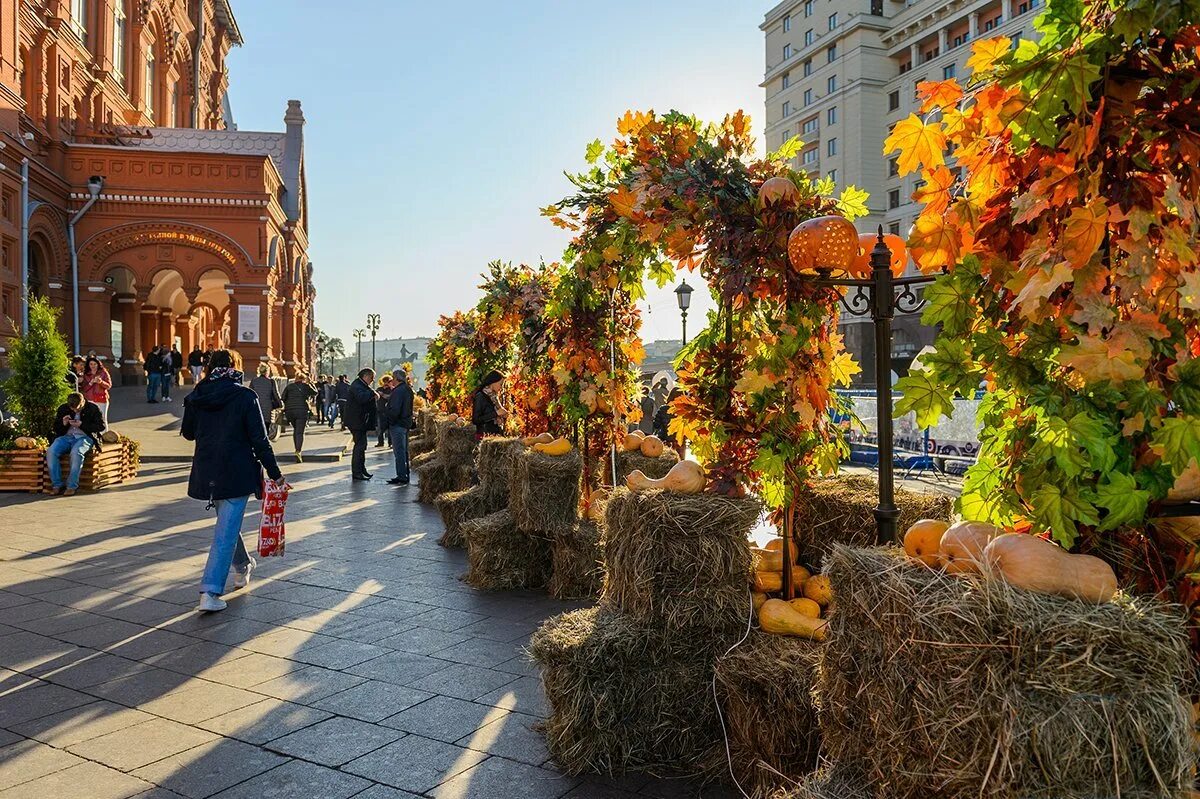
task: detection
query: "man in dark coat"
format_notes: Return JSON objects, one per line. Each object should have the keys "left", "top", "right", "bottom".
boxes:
{"left": 159, "top": 346, "right": 176, "bottom": 402}
{"left": 343, "top": 368, "right": 378, "bottom": 480}
{"left": 144, "top": 346, "right": 163, "bottom": 403}
{"left": 375, "top": 375, "right": 394, "bottom": 448}
{"left": 385, "top": 369, "right": 415, "bottom": 485}
{"left": 45, "top": 392, "right": 105, "bottom": 496}
{"left": 334, "top": 375, "right": 351, "bottom": 430}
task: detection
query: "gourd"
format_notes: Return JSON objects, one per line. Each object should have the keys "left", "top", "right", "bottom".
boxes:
{"left": 622, "top": 431, "right": 645, "bottom": 452}
{"left": 625, "top": 460, "right": 706, "bottom": 494}
{"left": 532, "top": 437, "right": 572, "bottom": 456}
{"left": 803, "top": 574, "right": 833, "bottom": 606}
{"left": 752, "top": 547, "right": 784, "bottom": 572}
{"left": 939, "top": 520, "right": 1000, "bottom": 575}
{"left": 1168, "top": 459, "right": 1200, "bottom": 501}
{"left": 522, "top": 432, "right": 554, "bottom": 446}
{"left": 752, "top": 565, "right": 811, "bottom": 593}
{"left": 983, "top": 533, "right": 1118, "bottom": 604}
{"left": 12, "top": 436, "right": 37, "bottom": 450}
{"left": 100, "top": 430, "right": 120, "bottom": 444}
{"left": 904, "top": 519, "right": 951, "bottom": 567}
{"left": 759, "top": 176, "right": 800, "bottom": 207}
{"left": 764, "top": 537, "right": 797, "bottom": 564}
{"left": 640, "top": 435, "right": 665, "bottom": 457}
{"left": 788, "top": 597, "right": 822, "bottom": 618}
{"left": 758, "top": 599, "right": 828, "bottom": 640}
{"left": 752, "top": 591, "right": 768, "bottom": 612}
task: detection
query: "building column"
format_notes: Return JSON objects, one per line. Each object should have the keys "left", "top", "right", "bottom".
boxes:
{"left": 175, "top": 316, "right": 192, "bottom": 355}
{"left": 938, "top": 28, "right": 948, "bottom": 54}
{"left": 281, "top": 301, "right": 297, "bottom": 375}
{"left": 158, "top": 310, "right": 174, "bottom": 350}
{"left": 968, "top": 12, "right": 979, "bottom": 40}
{"left": 228, "top": 286, "right": 269, "bottom": 370}
{"left": 113, "top": 292, "right": 140, "bottom": 385}
{"left": 78, "top": 283, "right": 113, "bottom": 360}
{"left": 910, "top": 43, "right": 920, "bottom": 65}
{"left": 140, "top": 303, "right": 159, "bottom": 355}
{"left": 270, "top": 298, "right": 285, "bottom": 373}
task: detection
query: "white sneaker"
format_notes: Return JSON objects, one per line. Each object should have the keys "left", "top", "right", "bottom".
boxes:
{"left": 231, "top": 557, "right": 256, "bottom": 590}
{"left": 198, "top": 592, "right": 227, "bottom": 612}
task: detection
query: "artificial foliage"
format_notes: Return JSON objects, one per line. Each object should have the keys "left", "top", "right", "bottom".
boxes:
{"left": 3, "top": 297, "right": 69, "bottom": 439}
{"left": 886, "top": 1, "right": 1200, "bottom": 575}
{"left": 505, "top": 262, "right": 564, "bottom": 437}
{"left": 424, "top": 310, "right": 476, "bottom": 417}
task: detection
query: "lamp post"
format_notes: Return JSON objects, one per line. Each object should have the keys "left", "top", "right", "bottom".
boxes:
{"left": 674, "top": 279, "right": 693, "bottom": 346}
{"left": 366, "top": 313, "right": 381, "bottom": 372}
{"left": 353, "top": 329, "right": 365, "bottom": 372}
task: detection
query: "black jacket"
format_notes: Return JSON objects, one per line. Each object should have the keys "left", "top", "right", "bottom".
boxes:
{"left": 386, "top": 382, "right": 415, "bottom": 429}
{"left": 653, "top": 403, "right": 672, "bottom": 441}
{"left": 52, "top": 401, "right": 106, "bottom": 449}
{"left": 188, "top": 350, "right": 204, "bottom": 367}
{"left": 334, "top": 380, "right": 351, "bottom": 402}
{"left": 472, "top": 389, "right": 502, "bottom": 436}
{"left": 343, "top": 378, "right": 377, "bottom": 432}
{"left": 281, "top": 381, "right": 317, "bottom": 418}
{"left": 145, "top": 351, "right": 162, "bottom": 373}
{"left": 182, "top": 377, "right": 282, "bottom": 501}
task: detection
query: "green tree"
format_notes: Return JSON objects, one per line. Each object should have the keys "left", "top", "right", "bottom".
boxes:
{"left": 4, "top": 297, "right": 69, "bottom": 437}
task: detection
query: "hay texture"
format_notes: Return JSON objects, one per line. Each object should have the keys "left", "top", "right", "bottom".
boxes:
{"left": 793, "top": 475, "right": 951, "bottom": 565}
{"left": 613, "top": 448, "right": 680, "bottom": 483}
{"left": 436, "top": 484, "right": 506, "bottom": 548}
{"left": 602, "top": 489, "right": 761, "bottom": 631}
{"left": 529, "top": 606, "right": 738, "bottom": 778}
{"left": 509, "top": 448, "right": 582, "bottom": 533}
{"left": 476, "top": 436, "right": 520, "bottom": 502}
{"left": 818, "top": 545, "right": 1193, "bottom": 799}
{"left": 409, "top": 431, "right": 433, "bottom": 457}
{"left": 439, "top": 421, "right": 478, "bottom": 467}
{"left": 416, "top": 461, "right": 473, "bottom": 504}
{"left": 549, "top": 518, "right": 603, "bottom": 600}
{"left": 764, "top": 769, "right": 872, "bottom": 799}
{"left": 713, "top": 631, "right": 823, "bottom": 796}
{"left": 411, "top": 449, "right": 438, "bottom": 471}
{"left": 463, "top": 510, "right": 552, "bottom": 590}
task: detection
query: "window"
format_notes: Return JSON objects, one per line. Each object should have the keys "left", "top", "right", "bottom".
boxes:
{"left": 70, "top": 0, "right": 88, "bottom": 43}
{"left": 888, "top": 157, "right": 900, "bottom": 177}
{"left": 943, "top": 63, "right": 957, "bottom": 80}
{"left": 803, "top": 88, "right": 813, "bottom": 106}
{"left": 828, "top": 13, "right": 838, "bottom": 30}
{"left": 899, "top": 60, "right": 911, "bottom": 74}
{"left": 827, "top": 138, "right": 837, "bottom": 156}
{"left": 112, "top": 1, "right": 126, "bottom": 79}
{"left": 781, "top": 71, "right": 790, "bottom": 89}
{"left": 784, "top": 43, "right": 793, "bottom": 59}
{"left": 784, "top": 131, "right": 793, "bottom": 148}
{"left": 171, "top": 80, "right": 179, "bottom": 127}
{"left": 888, "top": 90, "right": 900, "bottom": 111}
{"left": 782, "top": 101, "right": 791, "bottom": 118}
{"left": 953, "top": 32, "right": 969, "bottom": 47}
{"left": 804, "top": 1, "right": 812, "bottom": 17}
{"left": 827, "top": 106, "right": 837, "bottom": 125}
{"left": 888, "top": 222, "right": 901, "bottom": 236}
{"left": 888, "top": 189, "right": 901, "bottom": 209}
{"left": 803, "top": 148, "right": 818, "bottom": 165}
{"left": 783, "top": 13, "right": 791, "bottom": 31}
{"left": 871, "top": 0, "right": 883, "bottom": 14}
{"left": 827, "top": 45, "right": 837, "bottom": 62}
{"left": 144, "top": 53, "right": 155, "bottom": 119}
{"left": 1018, "top": 1, "right": 1028, "bottom": 13}
{"left": 913, "top": 79, "right": 923, "bottom": 98}
{"left": 804, "top": 29, "right": 814, "bottom": 46}
{"left": 827, "top": 75, "right": 837, "bottom": 93}
{"left": 803, "top": 59, "right": 812, "bottom": 77}
{"left": 802, "top": 116, "right": 819, "bottom": 134}
{"left": 984, "top": 15, "right": 1001, "bottom": 31}
{"left": 828, "top": 169, "right": 838, "bottom": 184}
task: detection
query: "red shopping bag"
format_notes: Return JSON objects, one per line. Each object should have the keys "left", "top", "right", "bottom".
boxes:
{"left": 258, "top": 479, "right": 291, "bottom": 557}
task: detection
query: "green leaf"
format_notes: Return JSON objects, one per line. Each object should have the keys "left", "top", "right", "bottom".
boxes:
{"left": 1151, "top": 416, "right": 1200, "bottom": 474}
{"left": 835, "top": 185, "right": 870, "bottom": 220}
{"left": 1030, "top": 483, "right": 1099, "bottom": 547}
{"left": 1093, "top": 472, "right": 1150, "bottom": 531}
{"left": 915, "top": 338, "right": 983, "bottom": 397}
{"left": 895, "top": 371, "right": 956, "bottom": 429}
{"left": 1173, "top": 359, "right": 1200, "bottom": 414}
{"left": 760, "top": 476, "right": 787, "bottom": 509}
{"left": 921, "top": 272, "right": 978, "bottom": 335}
{"left": 585, "top": 139, "right": 605, "bottom": 164}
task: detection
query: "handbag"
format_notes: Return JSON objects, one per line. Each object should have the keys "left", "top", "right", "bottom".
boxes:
{"left": 257, "top": 479, "right": 291, "bottom": 557}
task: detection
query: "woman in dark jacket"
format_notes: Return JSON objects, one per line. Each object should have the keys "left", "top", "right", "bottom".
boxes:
{"left": 182, "top": 349, "right": 283, "bottom": 613}
{"left": 471, "top": 370, "right": 508, "bottom": 437}
{"left": 281, "top": 373, "right": 318, "bottom": 462}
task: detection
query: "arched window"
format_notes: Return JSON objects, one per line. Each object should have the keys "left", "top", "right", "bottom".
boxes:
{"left": 112, "top": 2, "right": 127, "bottom": 85}
{"left": 144, "top": 51, "right": 156, "bottom": 121}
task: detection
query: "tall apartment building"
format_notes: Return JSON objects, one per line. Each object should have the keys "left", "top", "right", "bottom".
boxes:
{"left": 761, "top": 0, "right": 1041, "bottom": 385}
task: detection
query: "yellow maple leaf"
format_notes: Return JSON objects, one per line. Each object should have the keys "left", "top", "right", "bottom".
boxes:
{"left": 602, "top": 245, "right": 621, "bottom": 263}
{"left": 616, "top": 110, "right": 654, "bottom": 137}
{"left": 609, "top": 185, "right": 640, "bottom": 218}
{"left": 1060, "top": 199, "right": 1109, "bottom": 267}
{"left": 909, "top": 212, "right": 960, "bottom": 272}
{"left": 917, "top": 79, "right": 964, "bottom": 113}
{"left": 965, "top": 37, "right": 1011, "bottom": 75}
{"left": 793, "top": 399, "right": 817, "bottom": 426}
{"left": 734, "top": 369, "right": 777, "bottom": 395}
{"left": 1058, "top": 334, "right": 1146, "bottom": 385}
{"left": 1179, "top": 270, "right": 1200, "bottom": 311}
{"left": 912, "top": 165, "right": 955, "bottom": 214}
{"left": 882, "top": 115, "right": 946, "bottom": 176}
{"left": 829, "top": 351, "right": 861, "bottom": 387}
{"left": 1013, "top": 261, "right": 1073, "bottom": 319}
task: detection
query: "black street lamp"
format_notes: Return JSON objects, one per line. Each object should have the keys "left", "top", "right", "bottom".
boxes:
{"left": 674, "top": 279, "right": 694, "bottom": 346}
{"left": 353, "top": 329, "right": 365, "bottom": 372}
{"left": 366, "top": 314, "right": 381, "bottom": 372}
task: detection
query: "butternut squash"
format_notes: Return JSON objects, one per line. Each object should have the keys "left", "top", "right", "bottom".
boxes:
{"left": 764, "top": 537, "right": 798, "bottom": 564}
{"left": 522, "top": 432, "right": 554, "bottom": 446}
{"left": 758, "top": 599, "right": 828, "bottom": 639}
{"left": 939, "top": 520, "right": 1001, "bottom": 575}
{"left": 624, "top": 460, "right": 706, "bottom": 494}
{"left": 904, "top": 518, "right": 950, "bottom": 567}
{"left": 788, "top": 597, "right": 822, "bottom": 618}
{"left": 752, "top": 565, "right": 811, "bottom": 593}
{"left": 532, "top": 437, "right": 572, "bottom": 456}
{"left": 802, "top": 574, "right": 833, "bottom": 606}
{"left": 639, "top": 435, "right": 665, "bottom": 458}
{"left": 622, "top": 431, "right": 645, "bottom": 452}
{"left": 752, "top": 591, "right": 768, "bottom": 612}
{"left": 983, "top": 533, "right": 1118, "bottom": 603}
{"left": 752, "top": 547, "right": 785, "bottom": 572}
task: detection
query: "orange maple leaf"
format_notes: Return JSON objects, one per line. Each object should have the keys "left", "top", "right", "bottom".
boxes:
{"left": 1058, "top": 333, "right": 1147, "bottom": 385}
{"left": 882, "top": 115, "right": 946, "bottom": 176}
{"left": 912, "top": 165, "right": 955, "bottom": 214}
{"left": 909, "top": 212, "right": 960, "bottom": 272}
{"left": 724, "top": 110, "right": 752, "bottom": 141}
{"left": 917, "top": 80, "right": 964, "bottom": 113}
{"left": 609, "top": 185, "right": 640, "bottom": 219}
{"left": 965, "top": 37, "right": 1011, "bottom": 75}
{"left": 1060, "top": 199, "right": 1109, "bottom": 267}
{"left": 617, "top": 110, "right": 654, "bottom": 137}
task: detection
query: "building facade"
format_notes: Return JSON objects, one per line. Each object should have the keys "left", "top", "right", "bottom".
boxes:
{"left": 0, "top": 0, "right": 314, "bottom": 383}
{"left": 761, "top": 0, "right": 1039, "bottom": 385}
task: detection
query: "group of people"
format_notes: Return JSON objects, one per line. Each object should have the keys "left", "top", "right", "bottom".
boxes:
{"left": 142, "top": 345, "right": 185, "bottom": 403}
{"left": 65, "top": 354, "right": 113, "bottom": 426}
{"left": 337, "top": 368, "right": 416, "bottom": 484}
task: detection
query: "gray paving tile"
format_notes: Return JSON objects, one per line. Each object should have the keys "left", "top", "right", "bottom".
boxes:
{"left": 195, "top": 699, "right": 332, "bottom": 745}
{"left": 0, "top": 760, "right": 155, "bottom": 799}
{"left": 66, "top": 717, "right": 219, "bottom": 772}
{"left": 55, "top": 618, "right": 153, "bottom": 649}
{"left": 380, "top": 695, "right": 503, "bottom": 743}
{"left": 0, "top": 681, "right": 94, "bottom": 727}
{"left": 350, "top": 786, "right": 423, "bottom": 799}
{"left": 345, "top": 651, "right": 447, "bottom": 684}
{"left": 131, "top": 737, "right": 291, "bottom": 798}
{"left": 0, "top": 631, "right": 82, "bottom": 673}
{"left": 430, "top": 636, "right": 525, "bottom": 668}
{"left": 290, "top": 639, "right": 388, "bottom": 669}
{"left": 0, "top": 730, "right": 19, "bottom": 748}
{"left": 137, "top": 681, "right": 264, "bottom": 724}
{"left": 264, "top": 716, "right": 403, "bottom": 766}
{"left": 430, "top": 756, "right": 578, "bottom": 799}
{"left": 138, "top": 640, "right": 245, "bottom": 675}
{"left": 373, "top": 626, "right": 471, "bottom": 656}
{"left": 405, "top": 663, "right": 517, "bottom": 701}
{"left": 9, "top": 700, "right": 154, "bottom": 748}
{"left": 0, "top": 739, "right": 84, "bottom": 791}
{"left": 106, "top": 629, "right": 197, "bottom": 661}
{"left": 408, "top": 607, "right": 488, "bottom": 632}
{"left": 197, "top": 652, "right": 300, "bottom": 688}
{"left": 207, "top": 760, "right": 371, "bottom": 799}
{"left": 312, "top": 680, "right": 434, "bottom": 723}
{"left": 476, "top": 674, "right": 549, "bottom": 718}
{"left": 455, "top": 616, "right": 542, "bottom": 643}
{"left": 249, "top": 666, "right": 366, "bottom": 703}
{"left": 88, "top": 667, "right": 192, "bottom": 707}
{"left": 456, "top": 712, "right": 551, "bottom": 765}
{"left": 36, "top": 652, "right": 155, "bottom": 690}
{"left": 342, "top": 734, "right": 487, "bottom": 794}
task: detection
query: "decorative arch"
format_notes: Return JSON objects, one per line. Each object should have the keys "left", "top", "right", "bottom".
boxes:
{"left": 267, "top": 235, "right": 280, "bottom": 270}
{"left": 27, "top": 205, "right": 69, "bottom": 278}
{"left": 80, "top": 221, "right": 254, "bottom": 283}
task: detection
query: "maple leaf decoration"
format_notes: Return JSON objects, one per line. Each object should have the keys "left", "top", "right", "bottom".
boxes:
{"left": 965, "top": 36, "right": 1011, "bottom": 75}
{"left": 909, "top": 213, "right": 960, "bottom": 272}
{"left": 912, "top": 166, "right": 955, "bottom": 215}
{"left": 917, "top": 80, "right": 964, "bottom": 113}
{"left": 1059, "top": 199, "right": 1109, "bottom": 267}
{"left": 609, "top": 185, "right": 640, "bottom": 219}
{"left": 617, "top": 110, "right": 654, "bottom": 137}
{"left": 1058, "top": 334, "right": 1145, "bottom": 386}
{"left": 883, "top": 115, "right": 947, "bottom": 176}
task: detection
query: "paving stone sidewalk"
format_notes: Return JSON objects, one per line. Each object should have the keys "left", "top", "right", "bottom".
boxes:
{"left": 0, "top": 441, "right": 736, "bottom": 798}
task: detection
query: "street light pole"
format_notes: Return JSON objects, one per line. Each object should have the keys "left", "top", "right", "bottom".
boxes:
{"left": 674, "top": 279, "right": 693, "bottom": 346}
{"left": 353, "top": 329, "right": 365, "bottom": 372}
{"left": 366, "top": 313, "right": 381, "bottom": 373}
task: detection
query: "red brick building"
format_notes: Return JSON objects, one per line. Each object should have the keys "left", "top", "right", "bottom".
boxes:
{"left": 0, "top": 0, "right": 313, "bottom": 382}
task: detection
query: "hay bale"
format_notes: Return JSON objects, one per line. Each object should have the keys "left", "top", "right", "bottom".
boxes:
{"left": 549, "top": 518, "right": 603, "bottom": 600}
{"left": 818, "top": 545, "right": 1193, "bottom": 799}
{"left": 436, "top": 484, "right": 507, "bottom": 548}
{"left": 440, "top": 422, "right": 478, "bottom": 467}
{"left": 509, "top": 449, "right": 582, "bottom": 533}
{"left": 463, "top": 510, "right": 552, "bottom": 590}
{"left": 764, "top": 769, "right": 872, "bottom": 799}
{"left": 603, "top": 489, "right": 761, "bottom": 631}
{"left": 409, "top": 432, "right": 433, "bottom": 457}
{"left": 613, "top": 448, "right": 680, "bottom": 483}
{"left": 793, "top": 475, "right": 951, "bottom": 565}
{"left": 713, "top": 631, "right": 822, "bottom": 796}
{"left": 416, "top": 460, "right": 473, "bottom": 504}
{"left": 529, "top": 606, "right": 738, "bottom": 778}
{"left": 477, "top": 437, "right": 520, "bottom": 502}
{"left": 411, "top": 449, "right": 438, "bottom": 471}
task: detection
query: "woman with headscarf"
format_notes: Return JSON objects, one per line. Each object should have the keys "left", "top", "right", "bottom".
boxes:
{"left": 471, "top": 370, "right": 508, "bottom": 438}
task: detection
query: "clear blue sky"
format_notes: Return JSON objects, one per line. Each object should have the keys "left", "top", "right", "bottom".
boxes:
{"left": 226, "top": 1, "right": 770, "bottom": 345}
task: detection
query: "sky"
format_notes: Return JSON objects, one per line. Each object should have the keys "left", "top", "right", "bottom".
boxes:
{"left": 226, "top": 1, "right": 772, "bottom": 345}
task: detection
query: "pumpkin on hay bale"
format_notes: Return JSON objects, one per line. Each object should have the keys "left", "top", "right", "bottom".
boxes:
{"left": 818, "top": 545, "right": 1193, "bottom": 799}
{"left": 416, "top": 461, "right": 473, "bottom": 504}
{"left": 603, "top": 488, "right": 761, "bottom": 631}
{"left": 613, "top": 448, "right": 679, "bottom": 484}
{"left": 435, "top": 484, "right": 506, "bottom": 548}
{"left": 476, "top": 436, "right": 520, "bottom": 503}
{"left": 509, "top": 448, "right": 582, "bottom": 533}
{"left": 463, "top": 509, "right": 552, "bottom": 590}
{"left": 529, "top": 606, "right": 739, "bottom": 778}
{"left": 712, "top": 630, "right": 823, "bottom": 796}
{"left": 549, "top": 518, "right": 603, "bottom": 600}
{"left": 793, "top": 475, "right": 951, "bottom": 565}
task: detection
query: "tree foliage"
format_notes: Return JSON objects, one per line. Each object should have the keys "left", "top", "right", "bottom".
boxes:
{"left": 4, "top": 297, "right": 69, "bottom": 438}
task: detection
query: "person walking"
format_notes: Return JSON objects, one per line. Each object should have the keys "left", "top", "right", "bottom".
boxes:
{"left": 249, "top": 365, "right": 282, "bottom": 434}
{"left": 44, "top": 391, "right": 106, "bottom": 497}
{"left": 386, "top": 368, "right": 415, "bottom": 486}
{"left": 159, "top": 346, "right": 175, "bottom": 402}
{"left": 334, "top": 375, "right": 351, "bottom": 431}
{"left": 188, "top": 346, "right": 205, "bottom": 385}
{"left": 314, "top": 375, "right": 328, "bottom": 424}
{"left": 144, "top": 346, "right": 163, "bottom": 403}
{"left": 471, "top": 370, "right": 507, "bottom": 437}
{"left": 343, "top": 368, "right": 377, "bottom": 481}
{"left": 281, "top": 373, "right": 318, "bottom": 462}
{"left": 375, "top": 375, "right": 394, "bottom": 448}
{"left": 182, "top": 349, "right": 284, "bottom": 613}
{"left": 81, "top": 356, "right": 113, "bottom": 426}
{"left": 324, "top": 376, "right": 340, "bottom": 428}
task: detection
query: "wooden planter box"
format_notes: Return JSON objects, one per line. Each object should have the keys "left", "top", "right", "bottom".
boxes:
{"left": 0, "top": 439, "right": 141, "bottom": 493}
{"left": 0, "top": 449, "right": 48, "bottom": 492}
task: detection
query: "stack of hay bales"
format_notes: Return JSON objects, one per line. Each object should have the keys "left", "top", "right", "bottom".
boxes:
{"left": 612, "top": 447, "right": 679, "bottom": 484}
{"left": 436, "top": 437, "right": 519, "bottom": 548}
{"left": 530, "top": 488, "right": 762, "bottom": 778}
{"left": 816, "top": 545, "right": 1193, "bottom": 799}
{"left": 416, "top": 417, "right": 476, "bottom": 504}
{"left": 548, "top": 514, "right": 603, "bottom": 600}
{"left": 408, "top": 409, "right": 433, "bottom": 457}
{"left": 464, "top": 447, "right": 581, "bottom": 590}
{"left": 410, "top": 412, "right": 446, "bottom": 470}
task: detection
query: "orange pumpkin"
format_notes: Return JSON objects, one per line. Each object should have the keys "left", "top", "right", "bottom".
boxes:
{"left": 787, "top": 215, "right": 858, "bottom": 274}
{"left": 759, "top": 176, "right": 800, "bottom": 207}
{"left": 848, "top": 233, "right": 909, "bottom": 278}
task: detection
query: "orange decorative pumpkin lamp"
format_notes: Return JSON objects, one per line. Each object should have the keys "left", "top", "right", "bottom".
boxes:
{"left": 849, "top": 232, "right": 908, "bottom": 278}
{"left": 787, "top": 215, "right": 859, "bottom": 274}
{"left": 759, "top": 176, "right": 800, "bottom": 207}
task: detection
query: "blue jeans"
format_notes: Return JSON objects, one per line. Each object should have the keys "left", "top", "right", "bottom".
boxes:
{"left": 146, "top": 373, "right": 161, "bottom": 401}
{"left": 200, "top": 496, "right": 252, "bottom": 596}
{"left": 390, "top": 425, "right": 410, "bottom": 482}
{"left": 47, "top": 435, "right": 93, "bottom": 490}
{"left": 327, "top": 401, "right": 339, "bottom": 428}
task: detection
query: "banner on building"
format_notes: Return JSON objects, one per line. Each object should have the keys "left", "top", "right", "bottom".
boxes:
{"left": 237, "top": 305, "right": 261, "bottom": 343}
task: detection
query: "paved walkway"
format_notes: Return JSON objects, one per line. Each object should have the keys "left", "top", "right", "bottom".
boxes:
{"left": 0, "top": 425, "right": 737, "bottom": 797}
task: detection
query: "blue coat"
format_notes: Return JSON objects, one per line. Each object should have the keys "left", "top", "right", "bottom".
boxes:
{"left": 182, "top": 377, "right": 282, "bottom": 501}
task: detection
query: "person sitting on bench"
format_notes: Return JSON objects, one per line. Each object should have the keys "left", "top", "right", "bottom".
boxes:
{"left": 46, "top": 392, "right": 106, "bottom": 497}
